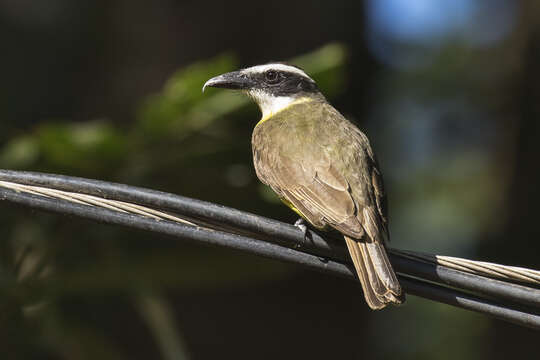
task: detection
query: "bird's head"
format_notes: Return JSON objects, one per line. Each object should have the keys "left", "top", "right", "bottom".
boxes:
{"left": 203, "top": 63, "right": 323, "bottom": 118}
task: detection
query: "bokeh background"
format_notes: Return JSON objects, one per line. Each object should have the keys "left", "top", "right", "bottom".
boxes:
{"left": 1, "top": 0, "right": 539, "bottom": 358}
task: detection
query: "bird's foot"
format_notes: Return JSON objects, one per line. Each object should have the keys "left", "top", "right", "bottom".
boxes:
{"left": 293, "top": 218, "right": 328, "bottom": 262}
{"left": 294, "top": 218, "right": 308, "bottom": 248}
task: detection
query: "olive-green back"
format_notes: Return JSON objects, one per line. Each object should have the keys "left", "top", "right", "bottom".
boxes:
{"left": 251, "top": 99, "right": 388, "bottom": 243}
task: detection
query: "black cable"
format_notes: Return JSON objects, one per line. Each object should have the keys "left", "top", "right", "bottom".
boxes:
{"left": 1, "top": 170, "right": 538, "bottom": 306}
{"left": 0, "top": 170, "right": 539, "bottom": 329}
{"left": 390, "top": 255, "right": 540, "bottom": 309}
{"left": 399, "top": 277, "right": 540, "bottom": 329}
{"left": 0, "top": 170, "right": 344, "bottom": 259}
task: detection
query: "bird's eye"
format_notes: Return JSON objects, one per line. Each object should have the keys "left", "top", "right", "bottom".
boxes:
{"left": 264, "top": 70, "right": 280, "bottom": 84}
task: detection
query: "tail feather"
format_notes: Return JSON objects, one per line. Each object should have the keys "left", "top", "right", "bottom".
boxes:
{"left": 345, "top": 236, "right": 404, "bottom": 310}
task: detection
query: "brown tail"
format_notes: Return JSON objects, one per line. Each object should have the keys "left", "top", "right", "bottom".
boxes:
{"left": 344, "top": 236, "right": 405, "bottom": 310}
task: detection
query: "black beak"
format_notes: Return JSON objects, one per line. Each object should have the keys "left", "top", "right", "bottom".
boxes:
{"left": 202, "top": 71, "right": 254, "bottom": 92}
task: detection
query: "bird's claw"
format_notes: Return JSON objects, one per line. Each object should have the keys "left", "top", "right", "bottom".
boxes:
{"left": 294, "top": 218, "right": 308, "bottom": 248}
{"left": 294, "top": 218, "right": 328, "bottom": 262}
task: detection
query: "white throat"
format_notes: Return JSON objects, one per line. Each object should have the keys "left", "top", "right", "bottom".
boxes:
{"left": 249, "top": 90, "right": 307, "bottom": 119}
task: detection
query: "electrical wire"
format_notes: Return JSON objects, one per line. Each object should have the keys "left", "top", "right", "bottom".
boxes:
{"left": 0, "top": 170, "right": 539, "bottom": 329}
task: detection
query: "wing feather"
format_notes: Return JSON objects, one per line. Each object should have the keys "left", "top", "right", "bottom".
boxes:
{"left": 252, "top": 101, "right": 388, "bottom": 243}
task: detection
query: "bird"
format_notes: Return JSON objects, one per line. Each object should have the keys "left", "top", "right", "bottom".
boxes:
{"left": 203, "top": 63, "right": 404, "bottom": 309}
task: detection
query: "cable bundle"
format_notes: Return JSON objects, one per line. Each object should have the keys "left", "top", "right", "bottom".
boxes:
{"left": 0, "top": 170, "right": 538, "bottom": 329}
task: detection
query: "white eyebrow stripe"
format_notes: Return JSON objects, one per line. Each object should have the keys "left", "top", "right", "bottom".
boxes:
{"left": 242, "top": 64, "right": 310, "bottom": 79}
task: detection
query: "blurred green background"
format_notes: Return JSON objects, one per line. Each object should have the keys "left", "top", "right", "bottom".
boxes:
{"left": 1, "top": 1, "right": 539, "bottom": 359}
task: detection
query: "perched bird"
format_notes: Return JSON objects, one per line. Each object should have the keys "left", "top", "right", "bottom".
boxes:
{"left": 203, "top": 63, "right": 404, "bottom": 309}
